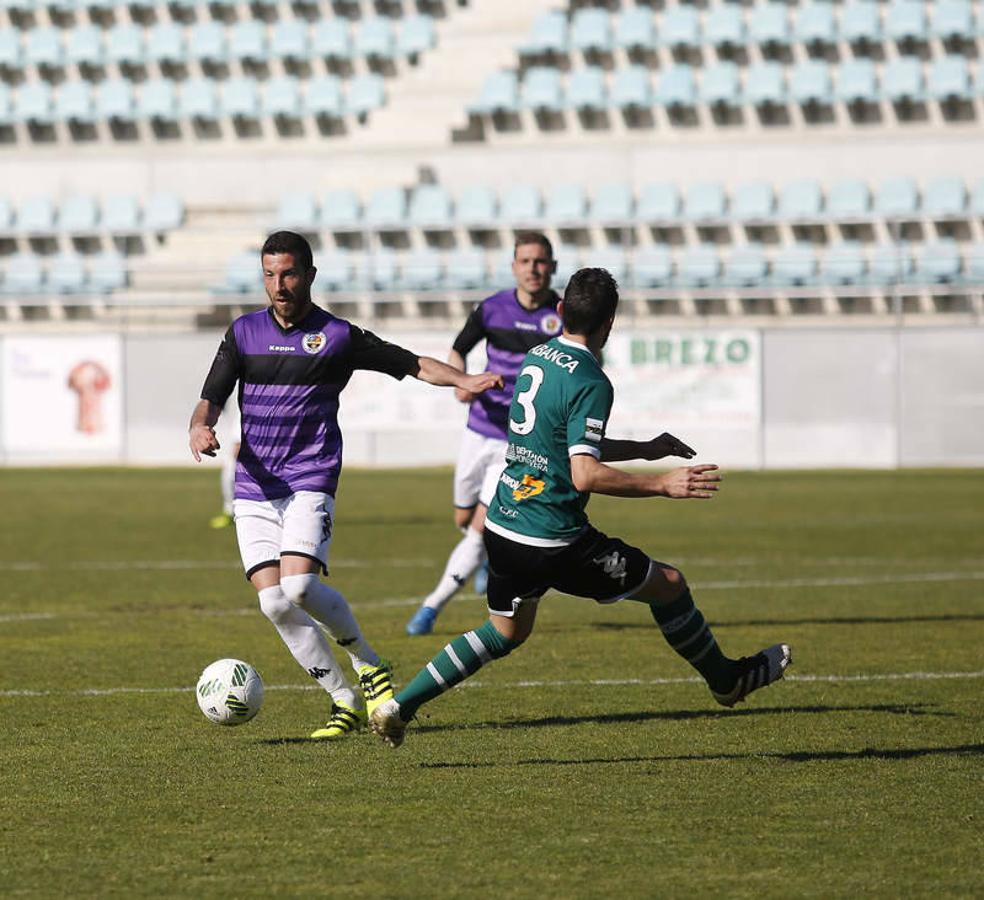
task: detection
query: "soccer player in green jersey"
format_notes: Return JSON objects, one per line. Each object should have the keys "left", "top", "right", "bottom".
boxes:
{"left": 370, "top": 268, "right": 791, "bottom": 748}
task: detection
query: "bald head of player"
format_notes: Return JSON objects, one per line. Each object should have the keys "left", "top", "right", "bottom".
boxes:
{"left": 261, "top": 231, "right": 318, "bottom": 328}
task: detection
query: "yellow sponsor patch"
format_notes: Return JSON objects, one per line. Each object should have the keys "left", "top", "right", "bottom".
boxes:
{"left": 512, "top": 474, "right": 545, "bottom": 502}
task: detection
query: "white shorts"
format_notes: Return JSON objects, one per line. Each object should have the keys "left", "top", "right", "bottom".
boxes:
{"left": 233, "top": 491, "right": 334, "bottom": 579}
{"left": 454, "top": 429, "right": 508, "bottom": 509}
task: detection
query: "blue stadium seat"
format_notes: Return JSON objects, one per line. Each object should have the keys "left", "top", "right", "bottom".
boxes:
{"left": 312, "top": 20, "right": 351, "bottom": 64}
{"left": 402, "top": 249, "right": 444, "bottom": 290}
{"left": 365, "top": 186, "right": 407, "bottom": 230}
{"left": 48, "top": 251, "right": 87, "bottom": 294}
{"left": 320, "top": 189, "right": 361, "bottom": 231}
{"left": 662, "top": 6, "right": 701, "bottom": 53}
{"left": 610, "top": 65, "right": 652, "bottom": 110}
{"left": 749, "top": 4, "right": 792, "bottom": 51}
{"left": 964, "top": 244, "right": 984, "bottom": 283}
{"left": 932, "top": 0, "right": 973, "bottom": 42}
{"left": 230, "top": 21, "right": 268, "bottom": 67}
{"left": 347, "top": 74, "right": 386, "bottom": 119}
{"left": 305, "top": 76, "right": 344, "bottom": 119}
{"left": 180, "top": 77, "right": 220, "bottom": 122}
{"left": 17, "top": 196, "right": 56, "bottom": 234}
{"left": 105, "top": 24, "right": 145, "bottom": 69}
{"left": 545, "top": 184, "right": 587, "bottom": 224}
{"left": 882, "top": 57, "right": 925, "bottom": 104}
{"left": 632, "top": 245, "right": 673, "bottom": 287}
{"left": 552, "top": 243, "right": 579, "bottom": 289}
{"left": 271, "top": 20, "right": 309, "bottom": 65}
{"left": 705, "top": 5, "right": 745, "bottom": 52}
{"left": 637, "top": 183, "right": 680, "bottom": 222}
{"left": 773, "top": 243, "right": 818, "bottom": 286}
{"left": 701, "top": 62, "right": 741, "bottom": 108}
{"left": 869, "top": 243, "right": 914, "bottom": 284}
{"left": 615, "top": 7, "right": 656, "bottom": 54}
{"left": 656, "top": 64, "right": 697, "bottom": 109}
{"left": 678, "top": 245, "right": 720, "bottom": 287}
{"left": 779, "top": 179, "right": 824, "bottom": 219}
{"left": 144, "top": 193, "right": 184, "bottom": 233}
{"left": 97, "top": 78, "right": 136, "bottom": 123}
{"left": 0, "top": 84, "right": 11, "bottom": 128}
{"left": 929, "top": 56, "right": 971, "bottom": 102}
{"left": 841, "top": 2, "right": 883, "bottom": 47}
{"left": 500, "top": 184, "right": 541, "bottom": 223}
{"left": 567, "top": 67, "right": 607, "bottom": 113}
{"left": 317, "top": 250, "right": 355, "bottom": 293}
{"left": 0, "top": 198, "right": 13, "bottom": 232}
{"left": 915, "top": 239, "right": 962, "bottom": 283}
{"left": 399, "top": 16, "right": 436, "bottom": 58}
{"left": 274, "top": 192, "right": 319, "bottom": 231}
{"left": 470, "top": 71, "right": 518, "bottom": 116}
{"left": 570, "top": 8, "right": 612, "bottom": 56}
{"left": 592, "top": 183, "right": 634, "bottom": 225}
{"left": 222, "top": 251, "right": 263, "bottom": 294}
{"left": 521, "top": 67, "right": 563, "bottom": 112}
{"left": 147, "top": 23, "right": 185, "bottom": 68}
{"left": 4, "top": 253, "right": 44, "bottom": 295}
{"left": 971, "top": 179, "right": 984, "bottom": 216}
{"left": 732, "top": 182, "right": 775, "bottom": 222}
{"left": 885, "top": 0, "right": 927, "bottom": 46}
{"left": 684, "top": 182, "right": 727, "bottom": 221}
{"left": 837, "top": 59, "right": 878, "bottom": 105}
{"left": 366, "top": 249, "right": 399, "bottom": 291}
{"left": 408, "top": 184, "right": 453, "bottom": 229}
{"left": 446, "top": 250, "right": 487, "bottom": 290}
{"left": 263, "top": 76, "right": 303, "bottom": 119}
{"left": 923, "top": 176, "right": 966, "bottom": 219}
{"left": 821, "top": 242, "right": 866, "bottom": 285}
{"left": 59, "top": 195, "right": 99, "bottom": 233}
{"left": 102, "top": 195, "right": 141, "bottom": 234}
{"left": 0, "top": 30, "right": 23, "bottom": 74}
{"left": 827, "top": 179, "right": 871, "bottom": 219}
{"left": 188, "top": 22, "right": 227, "bottom": 67}
{"left": 66, "top": 26, "right": 103, "bottom": 69}
{"left": 590, "top": 247, "right": 629, "bottom": 284}
{"left": 355, "top": 18, "right": 395, "bottom": 62}
{"left": 796, "top": 4, "right": 837, "bottom": 50}
{"left": 456, "top": 185, "right": 497, "bottom": 227}
{"left": 520, "top": 11, "right": 568, "bottom": 57}
{"left": 724, "top": 244, "right": 768, "bottom": 286}
{"left": 221, "top": 77, "right": 260, "bottom": 120}
{"left": 15, "top": 82, "right": 53, "bottom": 125}
{"left": 55, "top": 81, "right": 95, "bottom": 125}
{"left": 26, "top": 27, "right": 63, "bottom": 71}
{"left": 745, "top": 62, "right": 786, "bottom": 108}
{"left": 875, "top": 177, "right": 919, "bottom": 218}
{"left": 790, "top": 60, "right": 833, "bottom": 106}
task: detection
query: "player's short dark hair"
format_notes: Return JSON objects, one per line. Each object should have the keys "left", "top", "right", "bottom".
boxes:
{"left": 513, "top": 231, "right": 553, "bottom": 259}
{"left": 261, "top": 231, "right": 314, "bottom": 271}
{"left": 562, "top": 268, "right": 619, "bottom": 335}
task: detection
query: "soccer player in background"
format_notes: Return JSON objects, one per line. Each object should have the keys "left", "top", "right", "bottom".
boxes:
{"left": 371, "top": 267, "right": 792, "bottom": 748}
{"left": 405, "top": 232, "right": 563, "bottom": 636}
{"left": 189, "top": 231, "right": 502, "bottom": 740}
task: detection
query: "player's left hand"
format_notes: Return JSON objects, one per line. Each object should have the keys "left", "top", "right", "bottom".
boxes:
{"left": 644, "top": 432, "right": 696, "bottom": 460}
{"left": 462, "top": 372, "right": 504, "bottom": 395}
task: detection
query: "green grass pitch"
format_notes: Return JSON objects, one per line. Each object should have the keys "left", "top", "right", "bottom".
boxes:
{"left": 2, "top": 467, "right": 982, "bottom": 897}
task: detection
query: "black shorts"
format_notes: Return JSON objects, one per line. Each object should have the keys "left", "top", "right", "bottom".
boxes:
{"left": 484, "top": 525, "right": 654, "bottom": 617}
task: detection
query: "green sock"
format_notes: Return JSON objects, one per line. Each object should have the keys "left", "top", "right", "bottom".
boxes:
{"left": 394, "top": 620, "right": 518, "bottom": 720}
{"left": 649, "top": 589, "right": 735, "bottom": 694}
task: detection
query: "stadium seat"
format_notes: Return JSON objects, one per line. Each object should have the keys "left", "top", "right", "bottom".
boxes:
{"left": 567, "top": 67, "right": 607, "bottom": 113}
{"left": 932, "top": 0, "right": 973, "bottom": 43}
{"left": 274, "top": 192, "right": 319, "bottom": 231}
{"left": 271, "top": 20, "right": 309, "bottom": 65}
{"left": 632, "top": 244, "right": 673, "bottom": 287}
{"left": 928, "top": 56, "right": 972, "bottom": 103}
{"left": 827, "top": 179, "right": 871, "bottom": 219}
{"left": 882, "top": 57, "right": 924, "bottom": 104}
{"left": 971, "top": 179, "right": 984, "bottom": 216}
{"left": 399, "top": 16, "right": 437, "bottom": 59}
{"left": 521, "top": 67, "right": 563, "bottom": 113}
{"left": 570, "top": 8, "right": 612, "bottom": 56}
{"left": 48, "top": 251, "right": 87, "bottom": 294}
{"left": 0, "top": 85, "right": 11, "bottom": 128}
{"left": 446, "top": 249, "right": 487, "bottom": 290}
{"left": 678, "top": 245, "right": 720, "bottom": 287}
{"left": 140, "top": 77, "right": 179, "bottom": 123}
{"left": 796, "top": 4, "right": 838, "bottom": 50}
{"left": 545, "top": 184, "right": 587, "bottom": 225}
{"left": 320, "top": 189, "right": 361, "bottom": 231}
{"left": 500, "top": 184, "right": 541, "bottom": 224}
{"left": 401, "top": 249, "right": 443, "bottom": 290}
{"left": 105, "top": 24, "right": 145, "bottom": 69}
{"left": 0, "top": 30, "right": 23, "bottom": 74}
{"left": 55, "top": 81, "right": 95, "bottom": 125}
{"left": 875, "top": 177, "right": 919, "bottom": 218}
{"left": 779, "top": 179, "right": 824, "bottom": 220}
{"left": 263, "top": 76, "right": 303, "bottom": 119}
{"left": 590, "top": 246, "right": 629, "bottom": 284}
{"left": 837, "top": 59, "right": 879, "bottom": 106}
{"left": 724, "top": 244, "right": 768, "bottom": 286}
{"left": 97, "top": 78, "right": 136, "bottom": 124}
{"left": 4, "top": 253, "right": 44, "bottom": 294}
{"left": 684, "top": 182, "right": 727, "bottom": 221}
{"left": 615, "top": 7, "right": 656, "bottom": 55}
{"left": 790, "top": 60, "right": 833, "bottom": 107}
{"left": 26, "top": 27, "right": 63, "bottom": 71}
{"left": 773, "top": 243, "right": 818, "bottom": 285}
{"left": 147, "top": 23, "right": 185, "bottom": 68}
{"left": 66, "top": 26, "right": 104, "bottom": 70}
{"left": 923, "top": 176, "right": 967, "bottom": 219}
{"left": 355, "top": 18, "right": 395, "bottom": 63}
{"left": 0, "top": 198, "right": 13, "bottom": 232}
{"left": 520, "top": 11, "right": 568, "bottom": 58}
{"left": 230, "top": 21, "right": 268, "bottom": 67}
{"left": 456, "top": 185, "right": 497, "bottom": 228}
{"left": 869, "top": 243, "right": 914, "bottom": 284}
{"left": 305, "top": 76, "right": 344, "bottom": 120}
{"left": 705, "top": 5, "right": 745, "bottom": 53}
{"left": 312, "top": 20, "right": 352, "bottom": 64}
{"left": 964, "top": 244, "right": 984, "bottom": 283}
{"left": 637, "top": 183, "right": 680, "bottom": 222}
{"left": 821, "top": 242, "right": 867, "bottom": 285}
{"left": 366, "top": 249, "right": 399, "bottom": 291}
{"left": 222, "top": 251, "right": 263, "bottom": 294}
{"left": 885, "top": 0, "right": 927, "bottom": 47}
{"left": 841, "top": 2, "right": 883, "bottom": 48}
{"left": 733, "top": 182, "right": 775, "bottom": 222}
{"left": 552, "top": 243, "right": 579, "bottom": 289}
{"left": 317, "top": 250, "right": 355, "bottom": 293}
{"left": 470, "top": 71, "right": 519, "bottom": 116}
{"left": 662, "top": 6, "right": 701, "bottom": 54}
{"left": 102, "top": 195, "right": 141, "bottom": 234}
{"left": 656, "top": 64, "right": 697, "bottom": 110}
{"left": 365, "top": 186, "right": 407, "bottom": 230}
{"left": 59, "top": 195, "right": 99, "bottom": 234}
{"left": 701, "top": 62, "right": 741, "bottom": 109}
{"left": 749, "top": 4, "right": 792, "bottom": 51}
{"left": 915, "top": 239, "right": 962, "bottom": 283}
{"left": 610, "top": 66, "right": 652, "bottom": 111}
{"left": 408, "top": 184, "right": 453, "bottom": 230}
{"left": 221, "top": 77, "right": 261, "bottom": 121}
{"left": 347, "top": 74, "right": 386, "bottom": 119}
{"left": 592, "top": 183, "right": 634, "bottom": 225}
{"left": 15, "top": 81, "right": 53, "bottom": 125}
{"left": 180, "top": 77, "right": 220, "bottom": 122}
{"left": 144, "top": 192, "right": 184, "bottom": 232}
{"left": 17, "top": 196, "right": 55, "bottom": 234}
{"left": 188, "top": 22, "right": 227, "bottom": 67}
{"left": 745, "top": 62, "right": 787, "bottom": 108}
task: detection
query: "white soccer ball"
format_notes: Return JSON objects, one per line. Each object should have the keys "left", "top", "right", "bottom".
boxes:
{"left": 196, "top": 658, "right": 264, "bottom": 726}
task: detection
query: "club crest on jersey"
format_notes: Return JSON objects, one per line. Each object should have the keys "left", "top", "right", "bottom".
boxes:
{"left": 302, "top": 331, "right": 327, "bottom": 354}
{"left": 540, "top": 313, "right": 562, "bottom": 335}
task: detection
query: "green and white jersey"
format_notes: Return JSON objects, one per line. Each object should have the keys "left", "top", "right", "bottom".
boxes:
{"left": 485, "top": 335, "right": 614, "bottom": 547}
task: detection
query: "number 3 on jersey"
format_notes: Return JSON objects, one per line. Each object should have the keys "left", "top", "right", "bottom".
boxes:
{"left": 510, "top": 365, "right": 544, "bottom": 436}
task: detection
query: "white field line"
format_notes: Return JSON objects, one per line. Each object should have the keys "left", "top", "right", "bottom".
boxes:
{"left": 0, "top": 613, "right": 55, "bottom": 622}
{"left": 2, "top": 670, "right": 982, "bottom": 699}
{"left": 0, "top": 559, "right": 433, "bottom": 572}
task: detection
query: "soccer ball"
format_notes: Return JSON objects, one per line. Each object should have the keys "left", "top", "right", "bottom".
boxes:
{"left": 196, "top": 658, "right": 264, "bottom": 726}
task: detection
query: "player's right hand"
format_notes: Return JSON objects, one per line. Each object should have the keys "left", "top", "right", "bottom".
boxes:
{"left": 462, "top": 372, "right": 504, "bottom": 395}
{"left": 454, "top": 387, "right": 477, "bottom": 404}
{"left": 661, "top": 464, "right": 721, "bottom": 499}
{"left": 189, "top": 424, "right": 221, "bottom": 462}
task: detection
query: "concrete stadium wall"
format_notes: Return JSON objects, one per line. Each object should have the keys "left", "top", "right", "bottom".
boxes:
{"left": 0, "top": 326, "right": 981, "bottom": 469}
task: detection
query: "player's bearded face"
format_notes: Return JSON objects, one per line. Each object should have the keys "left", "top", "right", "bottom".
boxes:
{"left": 262, "top": 252, "right": 315, "bottom": 324}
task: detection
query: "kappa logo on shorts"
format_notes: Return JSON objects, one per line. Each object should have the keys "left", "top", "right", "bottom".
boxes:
{"left": 302, "top": 331, "right": 327, "bottom": 354}
{"left": 511, "top": 474, "right": 545, "bottom": 502}
{"left": 593, "top": 551, "right": 628, "bottom": 586}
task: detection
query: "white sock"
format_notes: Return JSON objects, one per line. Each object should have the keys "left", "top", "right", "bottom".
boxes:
{"left": 220, "top": 449, "right": 236, "bottom": 516}
{"left": 280, "top": 574, "right": 381, "bottom": 673}
{"left": 257, "top": 585, "right": 357, "bottom": 708}
{"left": 422, "top": 527, "right": 486, "bottom": 613}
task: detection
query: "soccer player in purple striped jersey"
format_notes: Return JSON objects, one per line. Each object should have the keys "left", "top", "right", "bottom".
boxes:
{"left": 405, "top": 232, "right": 563, "bottom": 637}
{"left": 189, "top": 231, "right": 503, "bottom": 740}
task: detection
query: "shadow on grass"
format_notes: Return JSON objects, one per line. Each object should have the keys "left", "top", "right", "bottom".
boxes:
{"left": 595, "top": 613, "right": 984, "bottom": 630}
{"left": 419, "top": 742, "right": 984, "bottom": 769}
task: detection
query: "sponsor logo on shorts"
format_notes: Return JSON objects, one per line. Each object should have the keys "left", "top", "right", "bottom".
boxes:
{"left": 302, "top": 331, "right": 327, "bottom": 354}
{"left": 593, "top": 551, "right": 627, "bottom": 586}
{"left": 585, "top": 418, "right": 604, "bottom": 443}
{"left": 540, "top": 313, "right": 562, "bottom": 335}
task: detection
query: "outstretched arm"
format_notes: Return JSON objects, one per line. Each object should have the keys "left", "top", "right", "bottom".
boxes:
{"left": 414, "top": 356, "right": 504, "bottom": 395}
{"left": 189, "top": 399, "right": 223, "bottom": 461}
{"left": 570, "top": 454, "right": 720, "bottom": 499}
{"left": 601, "top": 432, "right": 696, "bottom": 463}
